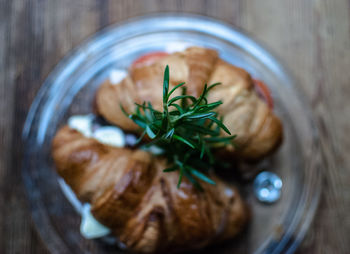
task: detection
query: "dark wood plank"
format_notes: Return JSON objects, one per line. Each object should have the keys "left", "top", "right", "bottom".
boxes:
{"left": 1, "top": 0, "right": 349, "bottom": 253}
{"left": 2, "top": 0, "right": 99, "bottom": 253}
{"left": 0, "top": 0, "right": 15, "bottom": 252}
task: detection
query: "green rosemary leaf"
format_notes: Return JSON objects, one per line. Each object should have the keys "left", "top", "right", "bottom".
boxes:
{"left": 134, "top": 103, "right": 159, "bottom": 113}
{"left": 135, "top": 130, "right": 146, "bottom": 144}
{"left": 181, "top": 123, "right": 219, "bottom": 136}
{"left": 134, "top": 103, "right": 145, "bottom": 109}
{"left": 164, "top": 128, "right": 175, "bottom": 139}
{"left": 146, "top": 125, "right": 156, "bottom": 139}
{"left": 183, "top": 169, "right": 203, "bottom": 191}
{"left": 169, "top": 111, "right": 182, "bottom": 116}
{"left": 185, "top": 112, "right": 216, "bottom": 120}
{"left": 160, "top": 114, "right": 168, "bottom": 133}
{"left": 169, "top": 103, "right": 184, "bottom": 114}
{"left": 188, "top": 166, "right": 216, "bottom": 185}
{"left": 120, "top": 104, "right": 129, "bottom": 117}
{"left": 145, "top": 109, "right": 153, "bottom": 122}
{"left": 190, "top": 157, "right": 212, "bottom": 171}
{"left": 151, "top": 119, "right": 163, "bottom": 130}
{"left": 195, "top": 101, "right": 223, "bottom": 112}
{"left": 135, "top": 103, "right": 141, "bottom": 116}
{"left": 207, "top": 82, "right": 221, "bottom": 92}
{"left": 163, "top": 165, "right": 178, "bottom": 172}
{"left": 177, "top": 167, "right": 184, "bottom": 188}
{"left": 163, "top": 65, "right": 170, "bottom": 103}
{"left": 125, "top": 66, "right": 237, "bottom": 190}
{"left": 200, "top": 141, "right": 205, "bottom": 159}
{"left": 208, "top": 116, "right": 231, "bottom": 135}
{"left": 204, "top": 135, "right": 236, "bottom": 143}
{"left": 145, "top": 102, "right": 161, "bottom": 119}
{"left": 129, "top": 114, "right": 147, "bottom": 129}
{"left": 173, "top": 134, "right": 196, "bottom": 149}
{"left": 167, "top": 82, "right": 186, "bottom": 100}
{"left": 181, "top": 86, "right": 188, "bottom": 108}
{"left": 168, "top": 95, "right": 197, "bottom": 105}
{"left": 152, "top": 111, "right": 163, "bottom": 120}
{"left": 192, "top": 84, "right": 208, "bottom": 109}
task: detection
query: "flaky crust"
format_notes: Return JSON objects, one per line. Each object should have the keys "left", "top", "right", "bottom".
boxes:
{"left": 52, "top": 126, "right": 248, "bottom": 253}
{"left": 96, "top": 47, "right": 282, "bottom": 161}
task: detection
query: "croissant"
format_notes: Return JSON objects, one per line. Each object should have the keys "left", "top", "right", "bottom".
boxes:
{"left": 96, "top": 47, "right": 282, "bottom": 161}
{"left": 52, "top": 126, "right": 248, "bottom": 253}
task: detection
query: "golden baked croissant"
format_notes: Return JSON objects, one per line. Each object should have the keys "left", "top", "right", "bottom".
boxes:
{"left": 52, "top": 126, "right": 248, "bottom": 253}
{"left": 95, "top": 47, "right": 282, "bottom": 161}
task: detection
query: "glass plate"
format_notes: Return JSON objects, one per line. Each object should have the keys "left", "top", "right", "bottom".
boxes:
{"left": 22, "top": 14, "right": 322, "bottom": 254}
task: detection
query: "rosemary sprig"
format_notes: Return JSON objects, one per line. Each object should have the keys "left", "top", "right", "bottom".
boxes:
{"left": 123, "top": 65, "right": 236, "bottom": 189}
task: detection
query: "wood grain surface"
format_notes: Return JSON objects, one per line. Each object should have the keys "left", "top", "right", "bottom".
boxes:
{"left": 1, "top": 0, "right": 349, "bottom": 253}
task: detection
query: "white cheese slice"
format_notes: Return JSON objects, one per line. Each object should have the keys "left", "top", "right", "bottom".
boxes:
{"left": 142, "top": 145, "right": 164, "bottom": 155}
{"left": 68, "top": 115, "right": 93, "bottom": 137}
{"left": 59, "top": 179, "right": 111, "bottom": 239}
{"left": 80, "top": 204, "right": 111, "bottom": 239}
{"left": 68, "top": 115, "right": 126, "bottom": 148}
{"left": 93, "top": 126, "right": 125, "bottom": 147}
{"left": 109, "top": 69, "right": 127, "bottom": 85}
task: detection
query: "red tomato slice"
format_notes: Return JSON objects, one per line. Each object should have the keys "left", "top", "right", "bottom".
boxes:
{"left": 132, "top": 52, "right": 169, "bottom": 68}
{"left": 253, "top": 79, "right": 274, "bottom": 108}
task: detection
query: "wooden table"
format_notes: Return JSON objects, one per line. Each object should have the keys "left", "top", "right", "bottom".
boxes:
{"left": 1, "top": 0, "right": 349, "bottom": 253}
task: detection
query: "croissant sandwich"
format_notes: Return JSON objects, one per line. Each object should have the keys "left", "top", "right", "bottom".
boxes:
{"left": 96, "top": 47, "right": 283, "bottom": 161}
{"left": 52, "top": 126, "right": 248, "bottom": 253}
